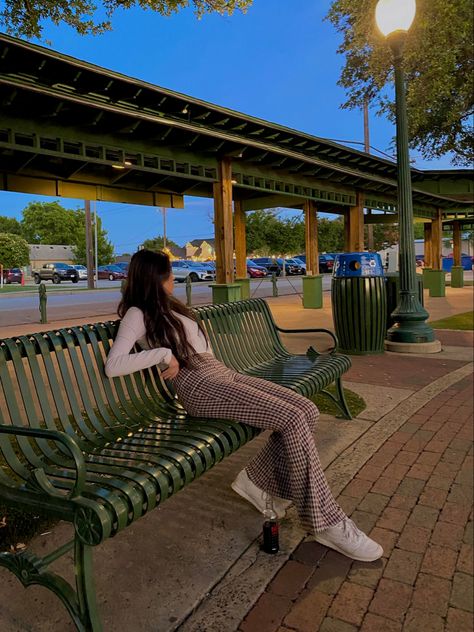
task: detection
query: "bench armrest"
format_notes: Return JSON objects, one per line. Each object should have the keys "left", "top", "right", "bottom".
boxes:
{"left": 275, "top": 326, "right": 338, "bottom": 355}
{"left": 0, "top": 425, "right": 86, "bottom": 499}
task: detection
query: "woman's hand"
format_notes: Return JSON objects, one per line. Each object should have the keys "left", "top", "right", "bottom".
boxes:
{"left": 161, "top": 354, "right": 180, "bottom": 380}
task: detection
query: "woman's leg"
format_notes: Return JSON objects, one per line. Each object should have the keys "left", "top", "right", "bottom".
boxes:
{"left": 176, "top": 372, "right": 345, "bottom": 532}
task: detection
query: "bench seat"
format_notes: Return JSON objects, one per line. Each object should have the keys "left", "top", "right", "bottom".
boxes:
{"left": 193, "top": 298, "right": 352, "bottom": 418}
{"left": 0, "top": 323, "right": 259, "bottom": 632}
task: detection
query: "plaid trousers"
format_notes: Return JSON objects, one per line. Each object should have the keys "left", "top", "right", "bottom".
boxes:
{"left": 172, "top": 354, "right": 345, "bottom": 532}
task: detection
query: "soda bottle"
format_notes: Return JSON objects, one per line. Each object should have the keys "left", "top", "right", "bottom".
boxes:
{"left": 262, "top": 494, "right": 279, "bottom": 554}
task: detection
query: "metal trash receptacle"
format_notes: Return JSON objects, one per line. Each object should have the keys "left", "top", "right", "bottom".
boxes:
{"left": 331, "top": 252, "right": 387, "bottom": 355}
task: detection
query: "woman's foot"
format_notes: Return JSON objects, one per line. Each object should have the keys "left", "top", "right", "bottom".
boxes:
{"left": 314, "top": 517, "right": 383, "bottom": 562}
{"left": 231, "top": 469, "right": 292, "bottom": 519}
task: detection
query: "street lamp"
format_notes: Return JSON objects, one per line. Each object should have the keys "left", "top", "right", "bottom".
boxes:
{"left": 376, "top": 0, "right": 440, "bottom": 351}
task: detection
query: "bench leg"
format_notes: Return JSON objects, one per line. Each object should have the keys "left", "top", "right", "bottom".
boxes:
{"left": 0, "top": 538, "right": 102, "bottom": 632}
{"left": 334, "top": 377, "right": 353, "bottom": 420}
{"left": 75, "top": 538, "right": 103, "bottom": 632}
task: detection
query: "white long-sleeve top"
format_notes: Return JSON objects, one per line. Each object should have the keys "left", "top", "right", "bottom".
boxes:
{"left": 104, "top": 306, "right": 210, "bottom": 378}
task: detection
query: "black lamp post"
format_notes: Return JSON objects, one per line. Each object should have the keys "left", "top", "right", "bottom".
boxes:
{"left": 376, "top": 0, "right": 439, "bottom": 350}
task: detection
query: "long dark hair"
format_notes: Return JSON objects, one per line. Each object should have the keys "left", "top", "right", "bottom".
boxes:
{"left": 118, "top": 250, "right": 206, "bottom": 367}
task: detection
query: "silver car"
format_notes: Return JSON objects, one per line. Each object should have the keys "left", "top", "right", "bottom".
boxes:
{"left": 72, "top": 264, "right": 88, "bottom": 280}
{"left": 171, "top": 260, "right": 216, "bottom": 282}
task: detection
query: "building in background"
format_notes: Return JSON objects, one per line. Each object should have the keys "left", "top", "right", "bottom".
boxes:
{"left": 28, "top": 244, "right": 75, "bottom": 274}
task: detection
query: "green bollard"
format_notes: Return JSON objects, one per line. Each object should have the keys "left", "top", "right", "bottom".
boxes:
{"left": 39, "top": 283, "right": 47, "bottom": 324}
{"left": 185, "top": 275, "right": 192, "bottom": 307}
{"left": 120, "top": 279, "right": 127, "bottom": 295}
{"left": 271, "top": 272, "right": 278, "bottom": 297}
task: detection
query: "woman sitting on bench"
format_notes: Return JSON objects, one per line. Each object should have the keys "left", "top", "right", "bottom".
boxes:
{"left": 105, "top": 250, "right": 383, "bottom": 563}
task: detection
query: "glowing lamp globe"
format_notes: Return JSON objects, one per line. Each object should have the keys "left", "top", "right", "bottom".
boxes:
{"left": 375, "top": 0, "right": 416, "bottom": 37}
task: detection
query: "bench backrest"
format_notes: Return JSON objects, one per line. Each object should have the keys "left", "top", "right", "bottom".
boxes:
{"left": 193, "top": 298, "right": 287, "bottom": 370}
{"left": 0, "top": 322, "right": 176, "bottom": 487}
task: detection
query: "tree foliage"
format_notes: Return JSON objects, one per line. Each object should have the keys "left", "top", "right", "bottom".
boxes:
{"left": 0, "top": 0, "right": 252, "bottom": 39}
{"left": 326, "top": 0, "right": 473, "bottom": 165}
{"left": 0, "top": 216, "right": 23, "bottom": 235}
{"left": 0, "top": 233, "right": 30, "bottom": 268}
{"left": 142, "top": 235, "right": 181, "bottom": 252}
{"left": 19, "top": 201, "right": 114, "bottom": 265}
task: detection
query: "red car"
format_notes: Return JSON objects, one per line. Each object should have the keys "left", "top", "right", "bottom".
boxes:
{"left": 2, "top": 267, "right": 23, "bottom": 284}
{"left": 247, "top": 259, "right": 270, "bottom": 278}
{"left": 97, "top": 265, "right": 126, "bottom": 280}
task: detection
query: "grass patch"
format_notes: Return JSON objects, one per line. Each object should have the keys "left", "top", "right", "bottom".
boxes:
{"left": 311, "top": 385, "right": 366, "bottom": 418}
{"left": 430, "top": 311, "right": 474, "bottom": 330}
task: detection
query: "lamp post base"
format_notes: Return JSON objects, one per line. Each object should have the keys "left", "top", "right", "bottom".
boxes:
{"left": 385, "top": 339, "right": 441, "bottom": 354}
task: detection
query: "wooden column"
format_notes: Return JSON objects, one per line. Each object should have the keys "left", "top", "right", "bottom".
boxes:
{"left": 344, "top": 209, "right": 351, "bottom": 252}
{"left": 303, "top": 199, "right": 319, "bottom": 274}
{"left": 453, "top": 220, "right": 461, "bottom": 266}
{"left": 348, "top": 191, "right": 364, "bottom": 252}
{"left": 424, "top": 223, "right": 432, "bottom": 268}
{"left": 234, "top": 199, "right": 247, "bottom": 279}
{"left": 431, "top": 209, "right": 442, "bottom": 270}
{"left": 213, "top": 157, "right": 234, "bottom": 284}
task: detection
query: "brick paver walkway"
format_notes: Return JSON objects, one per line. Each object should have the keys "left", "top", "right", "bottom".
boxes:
{"left": 239, "top": 375, "right": 473, "bottom": 632}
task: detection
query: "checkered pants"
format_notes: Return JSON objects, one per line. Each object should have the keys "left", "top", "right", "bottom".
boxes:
{"left": 172, "top": 354, "right": 345, "bottom": 532}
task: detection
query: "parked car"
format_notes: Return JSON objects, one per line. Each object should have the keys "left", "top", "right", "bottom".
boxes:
{"left": 114, "top": 262, "right": 129, "bottom": 274}
{"left": 97, "top": 265, "right": 127, "bottom": 281}
{"left": 246, "top": 259, "right": 271, "bottom": 278}
{"left": 71, "top": 264, "right": 88, "bottom": 280}
{"left": 34, "top": 263, "right": 79, "bottom": 284}
{"left": 251, "top": 257, "right": 282, "bottom": 276}
{"left": 171, "top": 260, "right": 216, "bottom": 282}
{"left": 295, "top": 254, "right": 335, "bottom": 273}
{"left": 281, "top": 258, "right": 305, "bottom": 275}
{"left": 415, "top": 255, "right": 424, "bottom": 268}
{"left": 1, "top": 267, "right": 23, "bottom": 284}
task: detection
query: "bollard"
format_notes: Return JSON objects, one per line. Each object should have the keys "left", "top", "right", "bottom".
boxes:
{"left": 39, "top": 283, "right": 47, "bottom": 324}
{"left": 185, "top": 275, "right": 192, "bottom": 307}
{"left": 271, "top": 272, "right": 278, "bottom": 297}
{"left": 120, "top": 279, "right": 127, "bottom": 295}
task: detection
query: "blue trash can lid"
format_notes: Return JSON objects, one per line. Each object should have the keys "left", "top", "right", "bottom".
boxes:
{"left": 333, "top": 252, "right": 384, "bottom": 278}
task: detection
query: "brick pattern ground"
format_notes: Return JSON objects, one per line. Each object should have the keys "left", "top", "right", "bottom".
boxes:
{"left": 239, "top": 375, "right": 473, "bottom": 632}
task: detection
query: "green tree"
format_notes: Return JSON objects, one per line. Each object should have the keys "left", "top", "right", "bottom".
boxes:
{"left": 0, "top": 233, "right": 30, "bottom": 269}
{"left": 20, "top": 201, "right": 114, "bottom": 265}
{"left": 142, "top": 235, "right": 181, "bottom": 252}
{"left": 326, "top": 0, "right": 473, "bottom": 165}
{"left": 0, "top": 216, "right": 23, "bottom": 235}
{"left": 1, "top": 0, "right": 251, "bottom": 39}
{"left": 318, "top": 216, "right": 344, "bottom": 252}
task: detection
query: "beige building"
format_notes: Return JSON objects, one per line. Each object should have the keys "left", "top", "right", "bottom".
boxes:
{"left": 29, "top": 244, "right": 75, "bottom": 272}
{"left": 185, "top": 239, "right": 216, "bottom": 261}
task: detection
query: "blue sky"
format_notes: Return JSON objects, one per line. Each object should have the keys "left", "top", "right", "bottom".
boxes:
{"left": 1, "top": 0, "right": 454, "bottom": 254}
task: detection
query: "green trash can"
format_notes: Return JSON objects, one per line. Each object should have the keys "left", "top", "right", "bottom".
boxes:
{"left": 331, "top": 253, "right": 387, "bottom": 355}
{"left": 450, "top": 266, "right": 464, "bottom": 288}
{"left": 302, "top": 274, "right": 323, "bottom": 309}
{"left": 385, "top": 273, "right": 424, "bottom": 330}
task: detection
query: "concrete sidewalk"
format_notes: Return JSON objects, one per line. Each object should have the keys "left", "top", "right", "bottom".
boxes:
{"left": 0, "top": 289, "right": 472, "bottom": 632}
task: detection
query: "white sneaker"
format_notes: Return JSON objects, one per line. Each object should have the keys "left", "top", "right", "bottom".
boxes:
{"left": 231, "top": 469, "right": 292, "bottom": 519}
{"left": 314, "top": 517, "right": 383, "bottom": 562}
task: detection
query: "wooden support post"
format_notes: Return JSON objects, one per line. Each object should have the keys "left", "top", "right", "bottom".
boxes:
{"left": 84, "top": 200, "right": 95, "bottom": 289}
{"left": 348, "top": 192, "right": 364, "bottom": 252}
{"left": 303, "top": 200, "right": 319, "bottom": 274}
{"left": 234, "top": 199, "right": 247, "bottom": 279}
{"left": 344, "top": 209, "right": 350, "bottom": 252}
{"left": 431, "top": 209, "right": 442, "bottom": 270}
{"left": 453, "top": 220, "right": 461, "bottom": 267}
{"left": 424, "top": 223, "right": 432, "bottom": 268}
{"left": 213, "top": 157, "right": 234, "bottom": 284}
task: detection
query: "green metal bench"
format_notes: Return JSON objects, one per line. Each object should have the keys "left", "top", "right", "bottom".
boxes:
{"left": 193, "top": 298, "right": 352, "bottom": 420}
{"left": 0, "top": 323, "right": 259, "bottom": 632}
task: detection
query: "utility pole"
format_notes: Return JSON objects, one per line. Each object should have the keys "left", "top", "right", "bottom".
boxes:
{"left": 364, "top": 100, "right": 374, "bottom": 251}
{"left": 162, "top": 207, "right": 167, "bottom": 249}
{"left": 84, "top": 200, "right": 95, "bottom": 289}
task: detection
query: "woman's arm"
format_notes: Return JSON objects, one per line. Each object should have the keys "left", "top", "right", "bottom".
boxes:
{"left": 104, "top": 308, "right": 173, "bottom": 378}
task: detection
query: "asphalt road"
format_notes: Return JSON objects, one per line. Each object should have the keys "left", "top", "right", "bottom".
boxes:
{"left": 0, "top": 276, "right": 333, "bottom": 326}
